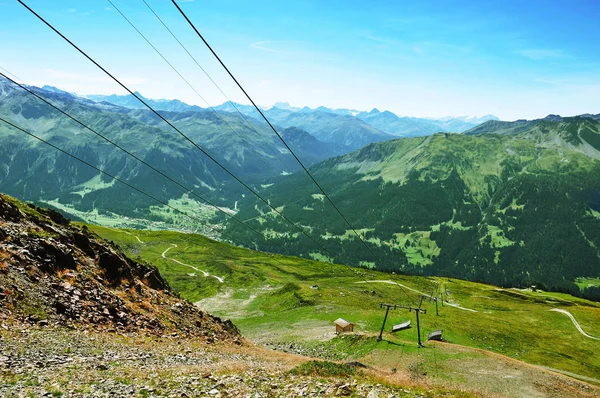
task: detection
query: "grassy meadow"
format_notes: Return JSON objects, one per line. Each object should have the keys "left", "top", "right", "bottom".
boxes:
{"left": 87, "top": 225, "right": 600, "bottom": 391}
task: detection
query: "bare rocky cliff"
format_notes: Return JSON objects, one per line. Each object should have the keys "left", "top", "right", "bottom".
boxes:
{"left": 0, "top": 193, "right": 239, "bottom": 341}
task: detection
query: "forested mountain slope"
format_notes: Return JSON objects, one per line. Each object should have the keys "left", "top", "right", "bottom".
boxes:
{"left": 225, "top": 116, "right": 600, "bottom": 298}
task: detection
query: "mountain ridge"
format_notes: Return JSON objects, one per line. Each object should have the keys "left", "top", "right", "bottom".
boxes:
{"left": 85, "top": 91, "right": 499, "bottom": 138}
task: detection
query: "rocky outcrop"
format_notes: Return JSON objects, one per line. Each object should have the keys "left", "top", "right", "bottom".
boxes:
{"left": 0, "top": 193, "right": 239, "bottom": 340}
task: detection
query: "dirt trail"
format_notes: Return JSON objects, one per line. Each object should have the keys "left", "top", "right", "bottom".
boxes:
{"left": 109, "top": 228, "right": 143, "bottom": 243}
{"left": 537, "top": 365, "right": 600, "bottom": 385}
{"left": 355, "top": 280, "right": 478, "bottom": 312}
{"left": 111, "top": 229, "right": 222, "bottom": 282}
{"left": 550, "top": 308, "right": 599, "bottom": 340}
{"left": 162, "top": 244, "right": 224, "bottom": 283}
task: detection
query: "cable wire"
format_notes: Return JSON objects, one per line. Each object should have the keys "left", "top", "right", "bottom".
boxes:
{"left": 106, "top": 0, "right": 285, "bottom": 178}
{"left": 0, "top": 66, "right": 25, "bottom": 84}
{"left": 0, "top": 71, "right": 268, "bottom": 241}
{"left": 142, "top": 0, "right": 293, "bottom": 175}
{"left": 0, "top": 116, "right": 243, "bottom": 243}
{"left": 17, "top": 0, "right": 334, "bottom": 259}
{"left": 172, "top": 1, "right": 387, "bottom": 262}
{"left": 171, "top": 0, "right": 416, "bottom": 303}
{"left": 16, "top": 0, "right": 411, "bottom": 306}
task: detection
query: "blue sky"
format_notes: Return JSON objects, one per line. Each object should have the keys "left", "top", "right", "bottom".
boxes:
{"left": 0, "top": 0, "right": 599, "bottom": 120}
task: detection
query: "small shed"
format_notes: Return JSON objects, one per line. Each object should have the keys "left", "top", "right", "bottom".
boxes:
{"left": 428, "top": 330, "right": 443, "bottom": 341}
{"left": 334, "top": 318, "right": 355, "bottom": 334}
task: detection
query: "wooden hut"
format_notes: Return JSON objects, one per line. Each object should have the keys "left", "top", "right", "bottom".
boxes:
{"left": 334, "top": 318, "right": 355, "bottom": 334}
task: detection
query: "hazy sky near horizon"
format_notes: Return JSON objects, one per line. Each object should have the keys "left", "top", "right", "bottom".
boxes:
{"left": 1, "top": 0, "right": 599, "bottom": 120}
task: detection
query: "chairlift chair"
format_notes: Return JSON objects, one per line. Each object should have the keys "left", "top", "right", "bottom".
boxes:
{"left": 428, "top": 329, "right": 443, "bottom": 341}
{"left": 391, "top": 319, "right": 411, "bottom": 332}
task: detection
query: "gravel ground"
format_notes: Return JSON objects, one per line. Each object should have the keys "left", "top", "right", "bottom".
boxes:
{"left": 0, "top": 323, "right": 460, "bottom": 398}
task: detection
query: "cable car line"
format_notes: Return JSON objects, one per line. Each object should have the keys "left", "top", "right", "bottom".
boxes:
{"left": 142, "top": 0, "right": 295, "bottom": 176}
{"left": 0, "top": 116, "right": 243, "bottom": 244}
{"left": 0, "top": 71, "right": 266, "bottom": 240}
{"left": 106, "top": 0, "right": 284, "bottom": 178}
{"left": 17, "top": 0, "right": 334, "bottom": 259}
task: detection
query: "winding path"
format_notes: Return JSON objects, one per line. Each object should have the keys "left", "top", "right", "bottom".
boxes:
{"left": 162, "top": 244, "right": 224, "bottom": 283}
{"left": 355, "top": 280, "right": 478, "bottom": 312}
{"left": 550, "top": 308, "right": 599, "bottom": 340}
{"left": 118, "top": 229, "right": 143, "bottom": 243}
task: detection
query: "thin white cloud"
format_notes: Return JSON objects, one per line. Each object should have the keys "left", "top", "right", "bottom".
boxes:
{"left": 517, "top": 49, "right": 567, "bottom": 60}
{"left": 533, "top": 76, "right": 600, "bottom": 91}
{"left": 533, "top": 78, "right": 565, "bottom": 87}
{"left": 363, "top": 34, "right": 397, "bottom": 46}
{"left": 45, "top": 69, "right": 105, "bottom": 83}
{"left": 64, "top": 8, "right": 94, "bottom": 16}
{"left": 251, "top": 41, "right": 303, "bottom": 55}
{"left": 251, "top": 41, "right": 290, "bottom": 54}
{"left": 412, "top": 41, "right": 472, "bottom": 56}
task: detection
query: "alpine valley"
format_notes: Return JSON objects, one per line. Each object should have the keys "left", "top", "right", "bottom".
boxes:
{"left": 1, "top": 77, "right": 599, "bottom": 300}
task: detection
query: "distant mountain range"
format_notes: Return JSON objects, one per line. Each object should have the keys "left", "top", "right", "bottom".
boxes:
{"left": 86, "top": 94, "right": 499, "bottom": 147}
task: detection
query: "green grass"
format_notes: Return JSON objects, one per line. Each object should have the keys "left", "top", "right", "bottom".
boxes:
{"left": 18, "top": 296, "right": 47, "bottom": 320}
{"left": 87, "top": 225, "right": 600, "bottom": 382}
{"left": 392, "top": 231, "right": 440, "bottom": 266}
{"left": 71, "top": 174, "right": 116, "bottom": 197}
{"left": 480, "top": 225, "right": 515, "bottom": 248}
{"left": 26, "top": 227, "right": 59, "bottom": 240}
{"left": 576, "top": 277, "right": 600, "bottom": 290}
{"left": 1, "top": 194, "right": 48, "bottom": 221}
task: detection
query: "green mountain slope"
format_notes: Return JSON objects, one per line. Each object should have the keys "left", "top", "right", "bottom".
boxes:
{"left": 225, "top": 117, "right": 600, "bottom": 297}
{"left": 0, "top": 79, "right": 345, "bottom": 228}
